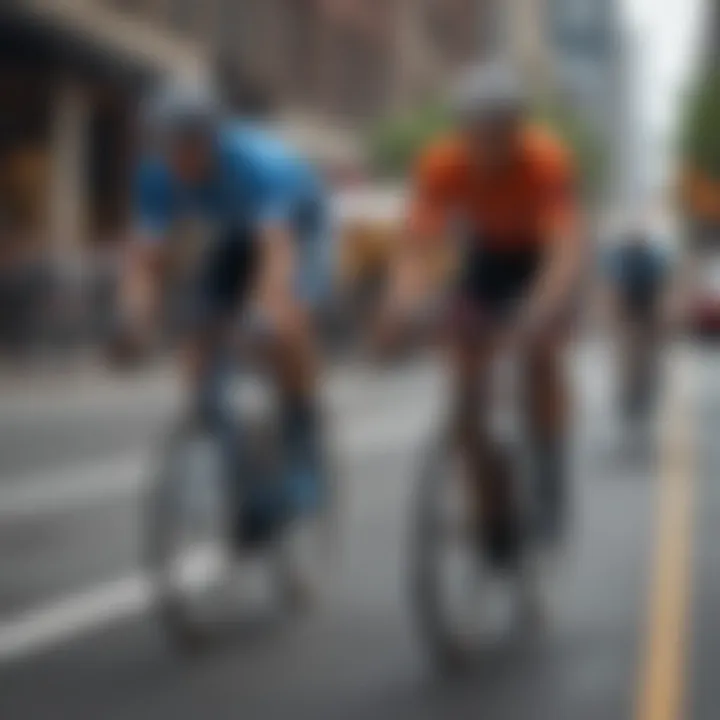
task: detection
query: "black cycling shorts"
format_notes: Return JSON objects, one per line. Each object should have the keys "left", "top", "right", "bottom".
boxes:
{"left": 456, "top": 246, "right": 545, "bottom": 319}
{"left": 194, "top": 225, "right": 260, "bottom": 326}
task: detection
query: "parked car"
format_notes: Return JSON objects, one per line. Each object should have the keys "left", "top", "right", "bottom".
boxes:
{"left": 690, "top": 250, "right": 720, "bottom": 339}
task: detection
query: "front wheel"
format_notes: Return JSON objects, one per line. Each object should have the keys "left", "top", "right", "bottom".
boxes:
{"left": 144, "top": 418, "right": 236, "bottom": 652}
{"left": 409, "top": 430, "right": 530, "bottom": 670}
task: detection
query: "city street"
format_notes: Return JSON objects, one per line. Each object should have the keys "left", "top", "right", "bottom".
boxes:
{"left": 0, "top": 341, "right": 715, "bottom": 719}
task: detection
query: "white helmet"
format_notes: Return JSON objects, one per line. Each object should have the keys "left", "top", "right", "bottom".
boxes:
{"left": 449, "top": 62, "right": 528, "bottom": 122}
{"left": 142, "top": 79, "right": 222, "bottom": 139}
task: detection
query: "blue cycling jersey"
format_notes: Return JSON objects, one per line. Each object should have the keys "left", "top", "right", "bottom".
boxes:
{"left": 133, "top": 122, "right": 325, "bottom": 241}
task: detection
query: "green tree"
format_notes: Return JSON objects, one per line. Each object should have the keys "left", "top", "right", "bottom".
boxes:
{"left": 538, "top": 102, "right": 606, "bottom": 199}
{"left": 680, "top": 70, "right": 720, "bottom": 179}
{"left": 368, "top": 103, "right": 450, "bottom": 178}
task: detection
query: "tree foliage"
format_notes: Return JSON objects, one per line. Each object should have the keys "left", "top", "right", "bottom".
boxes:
{"left": 680, "top": 70, "right": 720, "bottom": 179}
{"left": 537, "top": 102, "right": 606, "bottom": 198}
{"left": 367, "top": 104, "right": 450, "bottom": 178}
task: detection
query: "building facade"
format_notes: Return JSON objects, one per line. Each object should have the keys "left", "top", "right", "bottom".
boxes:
{"left": 215, "top": 0, "right": 485, "bottom": 123}
{"left": 0, "top": 0, "right": 489, "bottom": 250}
{"left": 0, "top": 1, "right": 211, "bottom": 252}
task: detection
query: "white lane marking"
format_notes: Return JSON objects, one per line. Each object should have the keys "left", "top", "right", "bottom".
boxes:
{"left": 0, "top": 400, "right": 437, "bottom": 520}
{"left": 0, "top": 575, "right": 152, "bottom": 663}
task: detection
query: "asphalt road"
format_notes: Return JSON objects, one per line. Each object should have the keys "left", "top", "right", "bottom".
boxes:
{"left": 0, "top": 342, "right": 714, "bottom": 719}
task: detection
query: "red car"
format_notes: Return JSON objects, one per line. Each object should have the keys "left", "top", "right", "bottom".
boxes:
{"left": 691, "top": 254, "right": 720, "bottom": 338}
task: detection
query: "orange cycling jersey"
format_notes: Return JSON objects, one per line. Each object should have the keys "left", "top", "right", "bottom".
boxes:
{"left": 408, "top": 125, "right": 577, "bottom": 250}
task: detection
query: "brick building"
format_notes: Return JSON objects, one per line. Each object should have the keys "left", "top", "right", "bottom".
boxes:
{"left": 216, "top": 0, "right": 486, "bottom": 122}
{"left": 0, "top": 0, "right": 489, "bottom": 249}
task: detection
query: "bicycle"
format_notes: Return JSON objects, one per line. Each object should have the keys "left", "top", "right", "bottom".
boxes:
{"left": 144, "top": 327, "right": 339, "bottom": 652}
{"left": 400, "top": 308, "right": 556, "bottom": 670}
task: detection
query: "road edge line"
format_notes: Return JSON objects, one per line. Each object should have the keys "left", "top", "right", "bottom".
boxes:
{"left": 636, "top": 349, "right": 694, "bottom": 720}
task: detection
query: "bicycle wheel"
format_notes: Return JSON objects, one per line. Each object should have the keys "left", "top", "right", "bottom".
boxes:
{"left": 145, "top": 418, "right": 236, "bottom": 652}
{"left": 409, "top": 429, "right": 526, "bottom": 670}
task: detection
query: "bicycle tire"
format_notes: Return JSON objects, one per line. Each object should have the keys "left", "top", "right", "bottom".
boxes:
{"left": 144, "top": 417, "right": 234, "bottom": 653}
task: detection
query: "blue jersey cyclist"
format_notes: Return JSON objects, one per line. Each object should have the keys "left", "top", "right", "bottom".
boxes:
{"left": 603, "top": 225, "right": 673, "bottom": 322}
{"left": 122, "top": 81, "right": 330, "bottom": 527}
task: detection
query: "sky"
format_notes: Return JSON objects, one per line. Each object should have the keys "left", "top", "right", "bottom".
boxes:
{"left": 622, "top": 0, "right": 707, "bottom": 184}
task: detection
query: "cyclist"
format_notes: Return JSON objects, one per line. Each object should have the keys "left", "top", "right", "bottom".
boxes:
{"left": 120, "top": 80, "right": 331, "bottom": 543}
{"left": 378, "top": 63, "right": 583, "bottom": 565}
{"left": 602, "top": 216, "right": 675, "bottom": 417}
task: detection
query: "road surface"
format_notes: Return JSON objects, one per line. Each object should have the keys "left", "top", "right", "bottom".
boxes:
{"left": 0, "top": 342, "right": 715, "bottom": 719}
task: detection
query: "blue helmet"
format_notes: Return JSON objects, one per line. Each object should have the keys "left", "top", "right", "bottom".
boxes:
{"left": 142, "top": 79, "right": 223, "bottom": 139}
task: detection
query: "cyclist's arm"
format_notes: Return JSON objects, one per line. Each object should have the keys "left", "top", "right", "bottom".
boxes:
{"left": 120, "top": 163, "right": 173, "bottom": 337}
{"left": 254, "top": 222, "right": 296, "bottom": 313}
{"left": 386, "top": 150, "right": 457, "bottom": 317}
{"left": 249, "top": 164, "right": 299, "bottom": 320}
{"left": 521, "top": 152, "right": 583, "bottom": 328}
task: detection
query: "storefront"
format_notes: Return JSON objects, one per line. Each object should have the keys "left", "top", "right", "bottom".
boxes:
{"left": 0, "top": 5, "right": 207, "bottom": 257}
{"left": 0, "top": 18, "right": 143, "bottom": 257}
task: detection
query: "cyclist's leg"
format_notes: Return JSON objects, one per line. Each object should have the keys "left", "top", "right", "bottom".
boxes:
{"left": 448, "top": 322, "right": 507, "bottom": 520}
{"left": 620, "top": 309, "right": 646, "bottom": 415}
{"left": 467, "top": 244, "right": 569, "bottom": 546}
{"left": 266, "top": 197, "right": 330, "bottom": 516}
{"left": 523, "top": 318, "right": 571, "bottom": 545}
{"left": 185, "top": 227, "right": 258, "bottom": 450}
{"left": 449, "top": 256, "right": 523, "bottom": 566}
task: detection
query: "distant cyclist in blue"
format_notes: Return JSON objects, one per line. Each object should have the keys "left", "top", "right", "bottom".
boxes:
{"left": 121, "top": 80, "right": 331, "bottom": 542}
{"left": 602, "top": 218, "right": 676, "bottom": 417}
{"left": 603, "top": 223, "right": 673, "bottom": 323}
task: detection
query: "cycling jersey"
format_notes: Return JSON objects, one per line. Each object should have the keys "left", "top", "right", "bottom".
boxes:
{"left": 134, "top": 122, "right": 326, "bottom": 240}
{"left": 133, "top": 122, "right": 332, "bottom": 306}
{"left": 408, "top": 125, "right": 577, "bottom": 249}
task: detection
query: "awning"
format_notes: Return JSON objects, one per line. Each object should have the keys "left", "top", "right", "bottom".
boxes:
{"left": 6, "top": 0, "right": 209, "bottom": 81}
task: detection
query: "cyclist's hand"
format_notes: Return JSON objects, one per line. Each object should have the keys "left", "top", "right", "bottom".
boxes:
{"left": 370, "top": 303, "right": 407, "bottom": 359}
